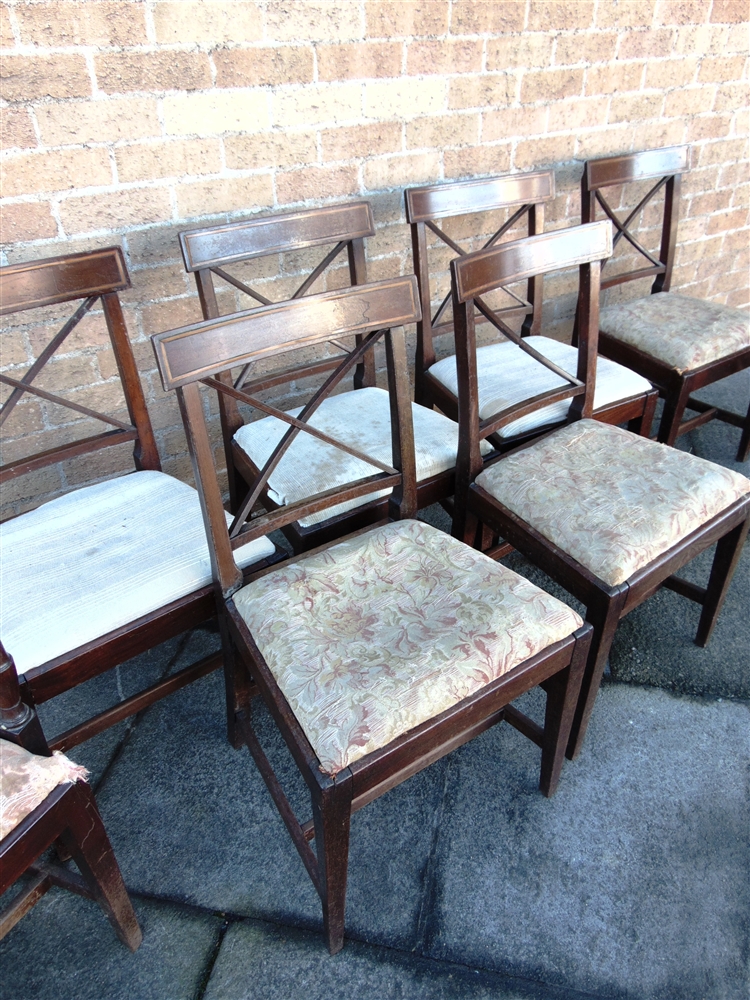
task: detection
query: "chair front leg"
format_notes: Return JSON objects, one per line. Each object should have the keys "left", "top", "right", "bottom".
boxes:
{"left": 539, "top": 624, "right": 591, "bottom": 797}
{"left": 695, "top": 514, "right": 750, "bottom": 647}
{"left": 312, "top": 774, "right": 353, "bottom": 955}
{"left": 58, "top": 782, "right": 142, "bottom": 952}
{"left": 736, "top": 398, "right": 750, "bottom": 463}
{"left": 627, "top": 388, "right": 658, "bottom": 438}
{"left": 219, "top": 614, "right": 255, "bottom": 750}
{"left": 657, "top": 379, "right": 692, "bottom": 448}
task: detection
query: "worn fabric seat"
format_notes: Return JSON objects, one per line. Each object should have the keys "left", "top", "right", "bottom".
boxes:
{"left": 429, "top": 336, "right": 653, "bottom": 439}
{"left": 0, "top": 742, "right": 87, "bottom": 840}
{"left": 234, "top": 387, "right": 490, "bottom": 527}
{"left": 0, "top": 471, "right": 275, "bottom": 673}
{"left": 599, "top": 293, "right": 750, "bottom": 375}
{"left": 476, "top": 419, "right": 750, "bottom": 587}
{"left": 234, "top": 518, "right": 583, "bottom": 775}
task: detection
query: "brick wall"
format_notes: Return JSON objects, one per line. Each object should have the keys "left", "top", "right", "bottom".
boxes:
{"left": 1, "top": 0, "right": 748, "bottom": 514}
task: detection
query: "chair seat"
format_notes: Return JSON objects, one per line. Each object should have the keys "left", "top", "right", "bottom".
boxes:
{"left": 429, "top": 336, "right": 652, "bottom": 439}
{"left": 599, "top": 292, "right": 750, "bottom": 374}
{"left": 0, "top": 471, "right": 275, "bottom": 673}
{"left": 233, "top": 518, "right": 583, "bottom": 775}
{"left": 1, "top": 742, "right": 87, "bottom": 840}
{"left": 233, "top": 387, "right": 490, "bottom": 527}
{"left": 476, "top": 419, "right": 750, "bottom": 587}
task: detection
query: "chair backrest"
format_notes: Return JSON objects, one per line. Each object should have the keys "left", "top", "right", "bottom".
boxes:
{"left": 0, "top": 248, "right": 160, "bottom": 518}
{"left": 450, "top": 221, "right": 613, "bottom": 487}
{"left": 151, "top": 276, "right": 422, "bottom": 597}
{"left": 179, "top": 202, "right": 378, "bottom": 494}
{"left": 581, "top": 145, "right": 688, "bottom": 296}
{"left": 404, "top": 171, "right": 556, "bottom": 400}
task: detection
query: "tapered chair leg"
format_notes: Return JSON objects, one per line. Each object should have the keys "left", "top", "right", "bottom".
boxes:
{"left": 566, "top": 592, "right": 628, "bottom": 761}
{"left": 539, "top": 625, "right": 590, "bottom": 796}
{"left": 737, "top": 399, "right": 750, "bottom": 463}
{"left": 312, "top": 777, "right": 353, "bottom": 955}
{"left": 220, "top": 618, "right": 254, "bottom": 750}
{"left": 627, "top": 389, "right": 658, "bottom": 438}
{"left": 59, "top": 782, "right": 142, "bottom": 952}
{"left": 695, "top": 516, "right": 750, "bottom": 647}
{"left": 657, "top": 381, "right": 692, "bottom": 448}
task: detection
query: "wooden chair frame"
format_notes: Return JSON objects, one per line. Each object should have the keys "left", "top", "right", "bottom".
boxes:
{"left": 452, "top": 222, "right": 750, "bottom": 761}
{"left": 0, "top": 248, "right": 280, "bottom": 753}
{"left": 151, "top": 277, "right": 592, "bottom": 954}
{"left": 0, "top": 644, "right": 141, "bottom": 951}
{"left": 581, "top": 145, "right": 750, "bottom": 461}
{"left": 406, "top": 171, "right": 657, "bottom": 443}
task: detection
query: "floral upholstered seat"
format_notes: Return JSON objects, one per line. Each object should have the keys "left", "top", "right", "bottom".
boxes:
{"left": 599, "top": 293, "right": 750, "bottom": 374}
{"left": 0, "top": 742, "right": 87, "bottom": 840}
{"left": 429, "top": 336, "right": 653, "bottom": 439}
{"left": 233, "top": 386, "right": 490, "bottom": 527}
{"left": 233, "top": 518, "right": 583, "bottom": 775}
{"left": 476, "top": 419, "right": 750, "bottom": 587}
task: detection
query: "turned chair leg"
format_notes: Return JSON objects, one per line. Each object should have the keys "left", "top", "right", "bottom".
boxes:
{"left": 657, "top": 381, "right": 692, "bottom": 448}
{"left": 59, "top": 782, "right": 142, "bottom": 952}
{"left": 539, "top": 626, "right": 590, "bottom": 797}
{"left": 695, "top": 517, "right": 750, "bottom": 647}
{"left": 312, "top": 778, "right": 352, "bottom": 955}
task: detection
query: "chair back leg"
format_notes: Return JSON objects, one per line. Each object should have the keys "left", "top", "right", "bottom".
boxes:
{"left": 695, "top": 515, "right": 750, "bottom": 647}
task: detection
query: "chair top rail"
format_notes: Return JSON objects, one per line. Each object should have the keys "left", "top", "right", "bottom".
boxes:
{"left": 405, "top": 170, "right": 555, "bottom": 223}
{"left": 451, "top": 221, "right": 613, "bottom": 304}
{"left": 152, "top": 275, "right": 422, "bottom": 390}
{"left": 179, "top": 202, "right": 376, "bottom": 272}
{"left": 0, "top": 248, "right": 130, "bottom": 316}
{"left": 584, "top": 146, "right": 688, "bottom": 191}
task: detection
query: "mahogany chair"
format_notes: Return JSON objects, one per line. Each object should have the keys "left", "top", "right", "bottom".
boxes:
{"left": 405, "top": 172, "right": 658, "bottom": 450}
{"left": 0, "top": 643, "right": 141, "bottom": 951}
{"left": 180, "top": 202, "right": 470, "bottom": 553}
{"left": 151, "top": 276, "right": 593, "bottom": 954}
{"left": 0, "top": 248, "right": 279, "bottom": 753}
{"left": 580, "top": 145, "right": 750, "bottom": 461}
{"left": 451, "top": 221, "right": 750, "bottom": 763}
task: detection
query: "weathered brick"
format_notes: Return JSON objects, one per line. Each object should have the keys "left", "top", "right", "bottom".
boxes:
{"left": 528, "top": 0, "right": 595, "bottom": 30}
{"left": 644, "top": 57, "right": 699, "bottom": 89}
{"left": 713, "top": 82, "right": 749, "bottom": 113}
{"left": 655, "top": 0, "right": 712, "bottom": 25}
{"left": 514, "top": 134, "right": 576, "bottom": 169}
{"left": 363, "top": 151, "right": 441, "bottom": 190}
{"left": 575, "top": 125, "right": 634, "bottom": 159}
{"left": 0, "top": 201, "right": 57, "bottom": 242}
{"left": 164, "top": 90, "right": 270, "bottom": 135}
{"left": 595, "top": 0, "right": 656, "bottom": 28}
{"left": 2, "top": 148, "right": 112, "bottom": 197}
{"left": 406, "top": 113, "right": 479, "bottom": 149}
{"left": 686, "top": 113, "right": 733, "bottom": 143}
{"left": 15, "top": 1, "right": 147, "bottom": 46}
{"left": 407, "top": 39, "right": 483, "bottom": 75}
{"left": 698, "top": 137, "right": 749, "bottom": 165}
{"left": 36, "top": 98, "right": 160, "bottom": 145}
{"left": 175, "top": 174, "right": 274, "bottom": 220}
{"left": 59, "top": 187, "right": 172, "bottom": 235}
{"left": 449, "top": 0, "right": 525, "bottom": 34}
{"left": 487, "top": 34, "right": 554, "bottom": 72}
{"left": 321, "top": 122, "right": 402, "bottom": 161}
{"left": 365, "top": 78, "right": 447, "bottom": 119}
{"left": 617, "top": 28, "right": 676, "bottom": 59}
{"left": 710, "top": 0, "right": 746, "bottom": 21}
{"left": 547, "top": 96, "right": 610, "bottom": 133}
{"left": 554, "top": 32, "right": 618, "bottom": 66}
{"left": 214, "top": 47, "right": 314, "bottom": 88}
{"left": 521, "top": 68, "right": 584, "bottom": 103}
{"left": 116, "top": 139, "right": 222, "bottom": 183}
{"left": 444, "top": 143, "right": 512, "bottom": 179}
{"left": 0, "top": 2, "right": 14, "bottom": 47}
{"left": 226, "top": 131, "right": 318, "bottom": 170}
{"left": 1, "top": 53, "right": 91, "bottom": 102}
{"left": 274, "top": 84, "right": 361, "bottom": 128}
{"left": 0, "top": 108, "right": 37, "bottom": 150}
{"left": 140, "top": 296, "right": 204, "bottom": 336}
{"left": 276, "top": 164, "right": 359, "bottom": 204}
{"left": 698, "top": 55, "right": 747, "bottom": 83}
{"left": 318, "top": 41, "right": 402, "bottom": 81}
{"left": 266, "top": 1, "right": 362, "bottom": 43}
{"left": 152, "top": 1, "right": 262, "bottom": 44}
{"left": 483, "top": 106, "right": 547, "bottom": 142}
{"left": 632, "top": 118, "right": 689, "bottom": 149}
{"left": 585, "top": 61, "right": 644, "bottom": 95}
{"left": 663, "top": 86, "right": 716, "bottom": 116}
{"left": 365, "top": 1, "right": 449, "bottom": 38}
{"left": 449, "top": 74, "right": 517, "bottom": 109}
{"left": 95, "top": 51, "right": 211, "bottom": 94}
{"left": 688, "top": 189, "right": 734, "bottom": 216}
{"left": 609, "top": 92, "right": 665, "bottom": 123}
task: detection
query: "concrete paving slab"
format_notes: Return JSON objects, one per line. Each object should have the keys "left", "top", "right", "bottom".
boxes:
{"left": 0, "top": 892, "right": 221, "bottom": 1000}
{"left": 203, "top": 917, "right": 592, "bottom": 1000}
{"left": 423, "top": 684, "right": 750, "bottom": 1000}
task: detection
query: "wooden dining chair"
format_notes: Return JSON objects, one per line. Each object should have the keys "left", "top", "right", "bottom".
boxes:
{"left": 451, "top": 221, "right": 750, "bottom": 764}
{"left": 1, "top": 643, "right": 141, "bottom": 951}
{"left": 151, "top": 276, "right": 593, "bottom": 954}
{"left": 405, "top": 171, "right": 658, "bottom": 449}
{"left": 0, "top": 248, "right": 279, "bottom": 753}
{"left": 180, "top": 203, "right": 472, "bottom": 553}
{"left": 580, "top": 145, "right": 750, "bottom": 461}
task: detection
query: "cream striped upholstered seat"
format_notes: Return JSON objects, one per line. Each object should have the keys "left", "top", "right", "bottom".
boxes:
{"left": 429, "top": 336, "right": 653, "bottom": 440}
{"left": 0, "top": 471, "right": 274, "bottom": 673}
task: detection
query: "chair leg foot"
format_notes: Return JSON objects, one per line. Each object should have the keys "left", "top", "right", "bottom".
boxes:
{"left": 312, "top": 779, "right": 352, "bottom": 956}
{"left": 695, "top": 517, "right": 750, "bottom": 647}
